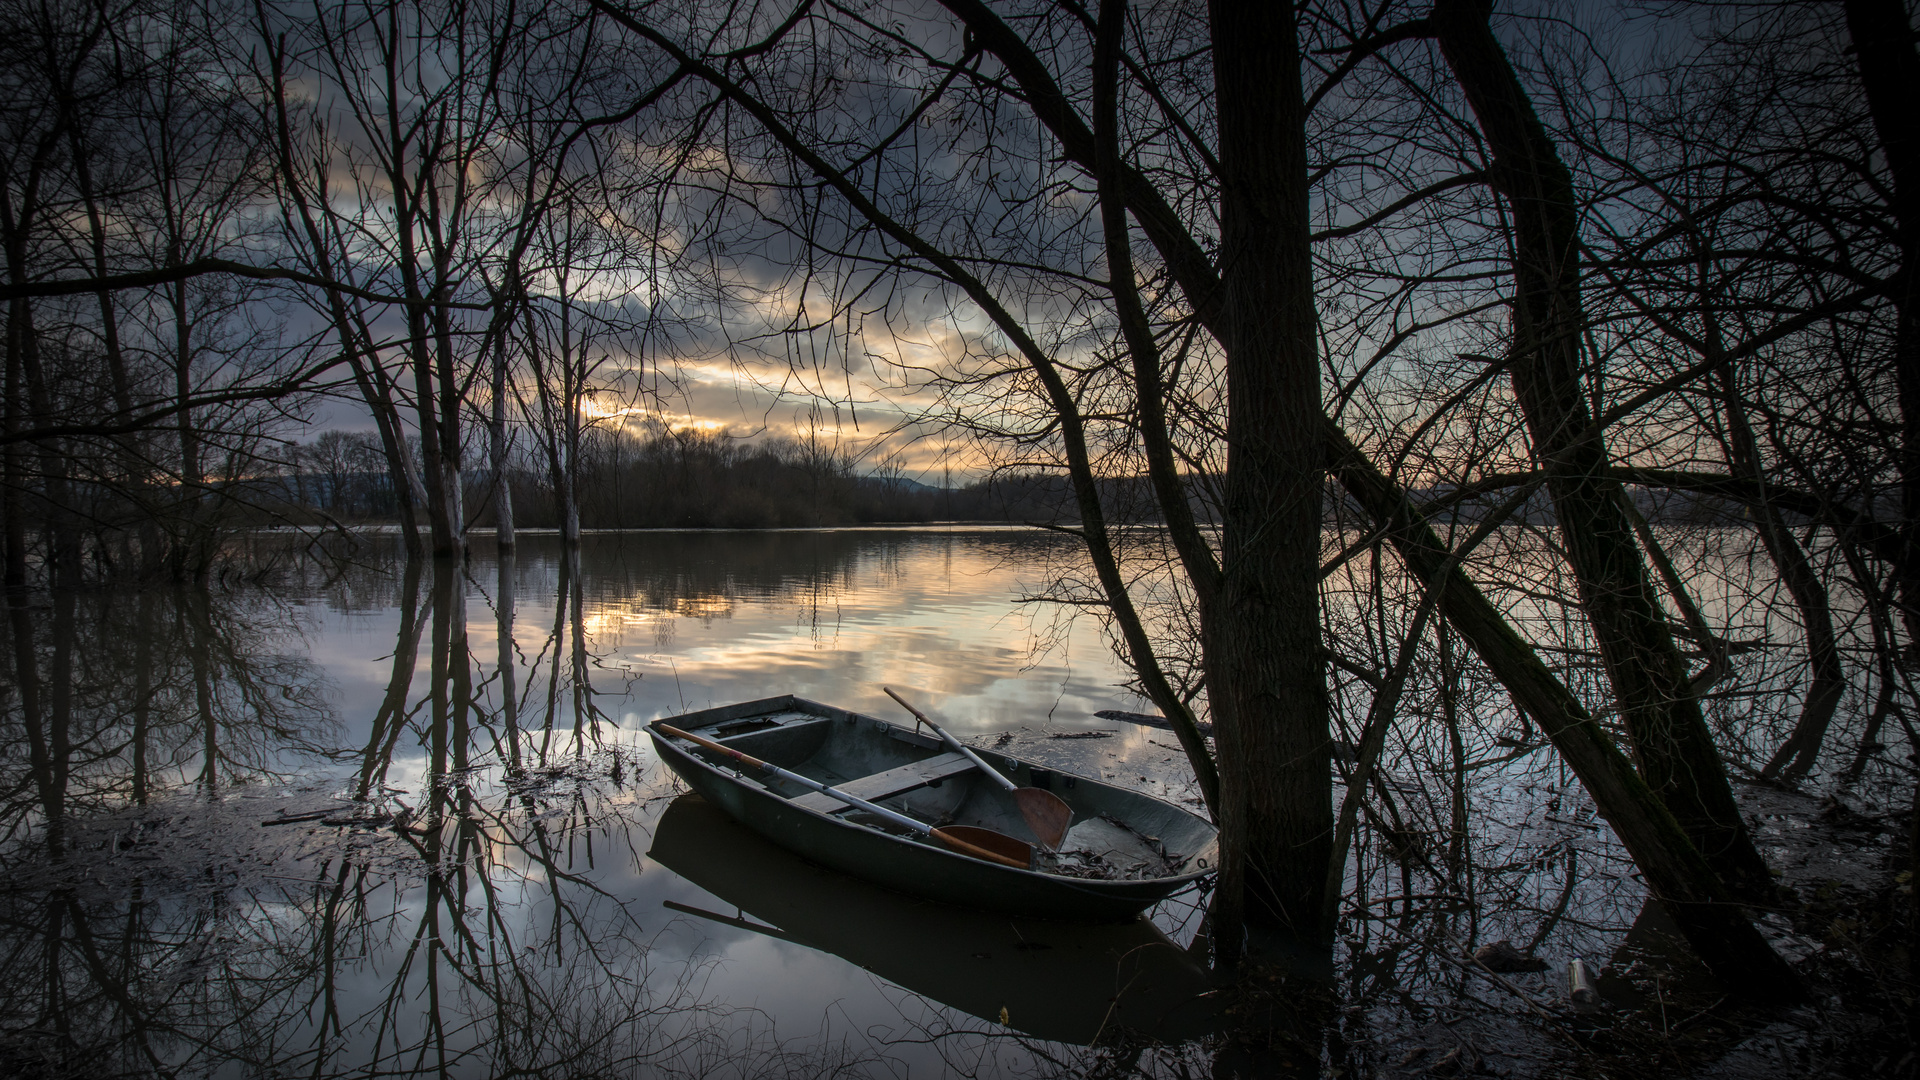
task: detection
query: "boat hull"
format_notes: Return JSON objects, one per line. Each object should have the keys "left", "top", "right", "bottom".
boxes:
{"left": 646, "top": 695, "right": 1216, "bottom": 922}
{"left": 649, "top": 792, "right": 1219, "bottom": 1043}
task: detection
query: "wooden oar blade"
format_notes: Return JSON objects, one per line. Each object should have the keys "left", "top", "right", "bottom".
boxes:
{"left": 1013, "top": 788, "right": 1073, "bottom": 850}
{"left": 934, "top": 825, "right": 1033, "bottom": 870}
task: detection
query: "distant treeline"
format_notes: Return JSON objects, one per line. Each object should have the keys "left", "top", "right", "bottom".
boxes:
{"left": 280, "top": 427, "right": 1761, "bottom": 531}
{"left": 282, "top": 427, "right": 1090, "bottom": 528}
{"left": 505, "top": 426, "right": 1021, "bottom": 528}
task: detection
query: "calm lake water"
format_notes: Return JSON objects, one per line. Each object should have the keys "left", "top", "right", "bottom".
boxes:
{"left": 0, "top": 529, "right": 1230, "bottom": 1078}
{"left": 2, "top": 527, "right": 1895, "bottom": 1077}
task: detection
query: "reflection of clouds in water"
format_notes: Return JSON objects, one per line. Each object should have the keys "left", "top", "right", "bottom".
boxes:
{"left": 0, "top": 532, "right": 1186, "bottom": 1075}
{"left": 450, "top": 531, "right": 1146, "bottom": 741}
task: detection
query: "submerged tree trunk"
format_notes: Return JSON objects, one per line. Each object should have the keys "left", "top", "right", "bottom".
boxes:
{"left": 426, "top": 556, "right": 472, "bottom": 807}
{"left": 185, "top": 589, "right": 219, "bottom": 792}
{"left": 567, "top": 542, "right": 591, "bottom": 751}
{"left": 1202, "top": 0, "right": 1333, "bottom": 942}
{"left": 497, "top": 546, "right": 521, "bottom": 775}
{"left": 1715, "top": 371, "right": 1844, "bottom": 780}
{"left": 132, "top": 589, "right": 154, "bottom": 805}
{"left": 1430, "top": 0, "right": 1773, "bottom": 901}
{"left": 357, "top": 558, "right": 426, "bottom": 799}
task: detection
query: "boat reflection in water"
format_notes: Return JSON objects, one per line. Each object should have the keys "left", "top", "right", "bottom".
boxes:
{"left": 648, "top": 793, "right": 1221, "bottom": 1046}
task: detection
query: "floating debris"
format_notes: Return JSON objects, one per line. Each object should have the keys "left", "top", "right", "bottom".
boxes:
{"left": 260, "top": 807, "right": 343, "bottom": 827}
{"left": 1094, "top": 709, "right": 1213, "bottom": 737}
{"left": 1567, "top": 958, "right": 1602, "bottom": 1013}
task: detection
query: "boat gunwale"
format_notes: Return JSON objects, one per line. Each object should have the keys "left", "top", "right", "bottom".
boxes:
{"left": 646, "top": 694, "right": 1218, "bottom": 893}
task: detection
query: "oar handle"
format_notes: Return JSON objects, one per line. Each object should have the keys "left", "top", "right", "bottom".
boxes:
{"left": 658, "top": 724, "right": 774, "bottom": 772}
{"left": 659, "top": 724, "right": 926, "bottom": 830}
{"left": 884, "top": 686, "right": 1018, "bottom": 793}
{"left": 883, "top": 685, "right": 936, "bottom": 727}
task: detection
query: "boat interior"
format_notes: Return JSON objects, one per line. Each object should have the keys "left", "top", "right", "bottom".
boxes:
{"left": 658, "top": 698, "right": 1218, "bottom": 880}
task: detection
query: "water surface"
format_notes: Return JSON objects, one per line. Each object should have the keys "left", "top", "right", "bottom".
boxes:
{"left": 0, "top": 529, "right": 1222, "bottom": 1078}
{"left": 5, "top": 526, "right": 1894, "bottom": 1077}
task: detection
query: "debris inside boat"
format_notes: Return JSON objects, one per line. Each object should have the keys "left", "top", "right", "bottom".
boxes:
{"left": 1034, "top": 814, "right": 1189, "bottom": 880}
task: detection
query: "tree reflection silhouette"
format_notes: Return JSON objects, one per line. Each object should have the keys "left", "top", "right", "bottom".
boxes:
{"left": 3, "top": 584, "right": 333, "bottom": 862}
{"left": 356, "top": 558, "right": 425, "bottom": 800}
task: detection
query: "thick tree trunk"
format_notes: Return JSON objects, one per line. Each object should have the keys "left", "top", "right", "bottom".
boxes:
{"left": 562, "top": 388, "right": 581, "bottom": 546}
{"left": 1840, "top": 19, "right": 1920, "bottom": 1003}
{"left": 1910, "top": 767, "right": 1920, "bottom": 1043}
{"left": 1328, "top": 427, "right": 1802, "bottom": 998}
{"left": 1206, "top": 0, "right": 1332, "bottom": 938}
{"left": 430, "top": 291, "right": 467, "bottom": 560}
{"left": 1431, "top": 0, "right": 1773, "bottom": 900}
{"left": 1841, "top": 0, "right": 1920, "bottom": 645}
{"left": 411, "top": 333, "right": 464, "bottom": 561}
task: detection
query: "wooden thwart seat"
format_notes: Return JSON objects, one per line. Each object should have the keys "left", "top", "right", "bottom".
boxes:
{"left": 790, "top": 751, "right": 975, "bottom": 814}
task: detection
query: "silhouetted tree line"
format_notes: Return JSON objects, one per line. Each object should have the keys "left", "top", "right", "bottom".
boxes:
{"left": 290, "top": 424, "right": 1769, "bottom": 531}
{"left": 276, "top": 425, "right": 1201, "bottom": 528}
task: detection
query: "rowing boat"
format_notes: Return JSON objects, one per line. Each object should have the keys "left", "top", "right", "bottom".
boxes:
{"left": 645, "top": 695, "right": 1218, "bottom": 921}
{"left": 648, "top": 792, "right": 1219, "bottom": 1043}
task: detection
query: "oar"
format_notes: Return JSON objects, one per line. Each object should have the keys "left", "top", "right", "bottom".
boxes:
{"left": 883, "top": 687, "right": 1073, "bottom": 851}
{"left": 655, "top": 724, "right": 1033, "bottom": 870}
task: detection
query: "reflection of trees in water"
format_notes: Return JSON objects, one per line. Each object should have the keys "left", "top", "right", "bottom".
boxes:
{"left": 0, "top": 584, "right": 333, "bottom": 862}
{"left": 0, "top": 783, "right": 890, "bottom": 1078}
{"left": 568, "top": 530, "right": 873, "bottom": 623}
{"left": 334, "top": 539, "right": 609, "bottom": 799}
{"left": 524, "top": 530, "right": 1082, "bottom": 654}
{"left": 486, "top": 544, "right": 607, "bottom": 765}
{"left": 5, "top": 534, "right": 1899, "bottom": 1076}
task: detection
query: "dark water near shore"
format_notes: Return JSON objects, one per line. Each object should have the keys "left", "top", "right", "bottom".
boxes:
{"left": 0, "top": 528, "right": 1905, "bottom": 1077}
